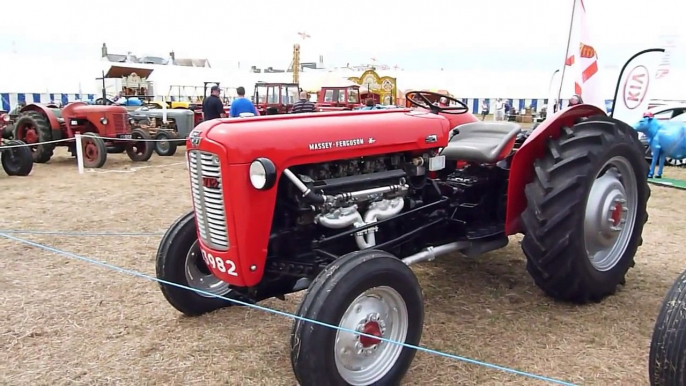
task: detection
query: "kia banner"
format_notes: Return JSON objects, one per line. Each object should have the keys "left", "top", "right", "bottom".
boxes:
{"left": 610, "top": 48, "right": 665, "bottom": 126}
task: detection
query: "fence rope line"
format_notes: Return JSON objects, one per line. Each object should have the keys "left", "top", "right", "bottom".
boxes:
{"left": 1, "top": 138, "right": 75, "bottom": 148}
{"left": 0, "top": 230, "right": 165, "bottom": 236}
{"left": 0, "top": 232, "right": 577, "bottom": 386}
{"left": 2, "top": 137, "right": 184, "bottom": 148}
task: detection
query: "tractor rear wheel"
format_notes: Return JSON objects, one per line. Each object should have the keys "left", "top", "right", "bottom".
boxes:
{"left": 126, "top": 128, "right": 154, "bottom": 162}
{"left": 291, "top": 250, "right": 424, "bottom": 386}
{"left": 156, "top": 211, "right": 234, "bottom": 316}
{"left": 81, "top": 133, "right": 107, "bottom": 168}
{"left": 1, "top": 140, "right": 33, "bottom": 176}
{"left": 13, "top": 111, "right": 55, "bottom": 163}
{"left": 154, "top": 131, "right": 178, "bottom": 156}
{"left": 648, "top": 268, "right": 686, "bottom": 385}
{"left": 520, "top": 115, "right": 649, "bottom": 304}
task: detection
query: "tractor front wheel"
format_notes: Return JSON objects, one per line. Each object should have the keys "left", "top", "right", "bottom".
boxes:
{"left": 156, "top": 211, "right": 234, "bottom": 316}
{"left": 1, "top": 140, "right": 34, "bottom": 176}
{"left": 520, "top": 115, "right": 649, "bottom": 304}
{"left": 81, "top": 133, "right": 107, "bottom": 168}
{"left": 290, "top": 250, "right": 424, "bottom": 386}
{"left": 154, "top": 131, "right": 178, "bottom": 156}
{"left": 126, "top": 128, "right": 154, "bottom": 162}
{"left": 648, "top": 268, "right": 686, "bottom": 385}
{"left": 13, "top": 111, "right": 55, "bottom": 163}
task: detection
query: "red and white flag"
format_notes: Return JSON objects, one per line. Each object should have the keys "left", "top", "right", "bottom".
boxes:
{"left": 563, "top": 0, "right": 605, "bottom": 111}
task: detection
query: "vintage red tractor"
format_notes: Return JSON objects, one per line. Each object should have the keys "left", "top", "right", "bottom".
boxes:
{"left": 253, "top": 82, "right": 300, "bottom": 115}
{"left": 315, "top": 85, "right": 363, "bottom": 112}
{"left": 156, "top": 91, "right": 649, "bottom": 385}
{"left": 6, "top": 102, "right": 153, "bottom": 168}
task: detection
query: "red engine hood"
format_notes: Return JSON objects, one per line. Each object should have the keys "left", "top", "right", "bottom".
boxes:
{"left": 198, "top": 109, "right": 451, "bottom": 166}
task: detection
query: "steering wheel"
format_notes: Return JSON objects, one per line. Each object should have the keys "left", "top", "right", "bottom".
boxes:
{"left": 406, "top": 91, "right": 469, "bottom": 115}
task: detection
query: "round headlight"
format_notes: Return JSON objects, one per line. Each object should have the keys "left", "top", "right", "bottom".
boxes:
{"left": 249, "top": 158, "right": 276, "bottom": 190}
{"left": 100, "top": 117, "right": 108, "bottom": 125}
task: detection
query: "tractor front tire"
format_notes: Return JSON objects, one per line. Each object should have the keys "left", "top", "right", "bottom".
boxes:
{"left": 126, "top": 128, "right": 154, "bottom": 162}
{"left": 291, "top": 250, "right": 424, "bottom": 386}
{"left": 156, "top": 211, "right": 234, "bottom": 316}
{"left": 649, "top": 268, "right": 686, "bottom": 385}
{"left": 81, "top": 133, "right": 107, "bottom": 168}
{"left": 520, "top": 115, "right": 649, "bottom": 304}
{"left": 1, "top": 140, "right": 33, "bottom": 176}
{"left": 154, "top": 131, "right": 178, "bottom": 157}
{"left": 14, "top": 111, "right": 54, "bottom": 163}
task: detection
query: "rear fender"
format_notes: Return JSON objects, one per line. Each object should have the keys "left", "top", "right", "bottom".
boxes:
{"left": 20, "top": 104, "right": 62, "bottom": 139}
{"left": 505, "top": 104, "right": 606, "bottom": 235}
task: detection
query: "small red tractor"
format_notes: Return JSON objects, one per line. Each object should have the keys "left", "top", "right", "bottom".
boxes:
{"left": 1, "top": 112, "right": 33, "bottom": 176}
{"left": 156, "top": 91, "right": 649, "bottom": 385}
{"left": 253, "top": 82, "right": 299, "bottom": 115}
{"left": 6, "top": 102, "right": 154, "bottom": 168}
{"left": 315, "top": 85, "right": 363, "bottom": 112}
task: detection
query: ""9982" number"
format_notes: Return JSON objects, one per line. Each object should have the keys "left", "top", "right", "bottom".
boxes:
{"left": 201, "top": 249, "right": 238, "bottom": 277}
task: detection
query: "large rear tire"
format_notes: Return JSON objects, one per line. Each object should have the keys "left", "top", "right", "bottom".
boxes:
{"left": 291, "top": 250, "right": 424, "bottom": 386}
{"left": 156, "top": 211, "right": 234, "bottom": 316}
{"left": 520, "top": 115, "right": 650, "bottom": 303}
{"left": 649, "top": 268, "right": 686, "bottom": 385}
{"left": 1, "top": 140, "right": 33, "bottom": 176}
{"left": 13, "top": 111, "right": 55, "bottom": 163}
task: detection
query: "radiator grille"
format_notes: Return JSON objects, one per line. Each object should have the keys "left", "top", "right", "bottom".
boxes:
{"left": 188, "top": 150, "right": 229, "bottom": 251}
{"left": 112, "top": 113, "right": 127, "bottom": 133}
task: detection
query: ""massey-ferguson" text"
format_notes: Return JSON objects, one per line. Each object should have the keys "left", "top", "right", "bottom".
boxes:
{"left": 308, "top": 138, "right": 365, "bottom": 151}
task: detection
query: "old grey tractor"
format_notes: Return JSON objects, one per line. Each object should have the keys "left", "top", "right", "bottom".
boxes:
{"left": 126, "top": 107, "right": 195, "bottom": 156}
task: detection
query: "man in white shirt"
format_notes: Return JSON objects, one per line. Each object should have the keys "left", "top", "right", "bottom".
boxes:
{"left": 494, "top": 98, "right": 505, "bottom": 121}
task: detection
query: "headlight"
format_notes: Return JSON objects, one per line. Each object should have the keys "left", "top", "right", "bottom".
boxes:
{"left": 249, "top": 158, "right": 277, "bottom": 190}
{"left": 100, "top": 117, "right": 108, "bottom": 125}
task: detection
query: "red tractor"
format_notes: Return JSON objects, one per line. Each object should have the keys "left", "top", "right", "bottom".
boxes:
{"left": 315, "top": 85, "right": 363, "bottom": 112}
{"left": 253, "top": 82, "right": 299, "bottom": 115}
{"left": 6, "top": 102, "right": 153, "bottom": 168}
{"left": 156, "top": 91, "right": 649, "bottom": 385}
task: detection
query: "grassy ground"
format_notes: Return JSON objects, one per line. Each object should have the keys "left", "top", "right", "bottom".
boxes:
{"left": 1, "top": 141, "right": 684, "bottom": 385}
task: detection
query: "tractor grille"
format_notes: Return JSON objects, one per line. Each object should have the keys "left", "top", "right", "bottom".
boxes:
{"left": 188, "top": 150, "right": 229, "bottom": 251}
{"left": 113, "top": 113, "right": 127, "bottom": 132}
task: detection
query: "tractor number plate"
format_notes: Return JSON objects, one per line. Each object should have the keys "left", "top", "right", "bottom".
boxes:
{"left": 118, "top": 134, "right": 132, "bottom": 139}
{"left": 429, "top": 155, "right": 446, "bottom": 171}
{"left": 201, "top": 249, "right": 238, "bottom": 277}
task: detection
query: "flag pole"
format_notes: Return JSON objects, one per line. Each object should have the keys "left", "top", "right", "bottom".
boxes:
{"left": 557, "top": 0, "right": 578, "bottom": 105}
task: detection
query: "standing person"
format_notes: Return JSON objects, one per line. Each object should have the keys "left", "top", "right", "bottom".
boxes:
{"left": 202, "top": 86, "right": 225, "bottom": 120}
{"left": 229, "top": 86, "right": 257, "bottom": 117}
{"left": 291, "top": 91, "right": 316, "bottom": 113}
{"left": 495, "top": 98, "right": 505, "bottom": 121}
{"left": 480, "top": 100, "right": 489, "bottom": 121}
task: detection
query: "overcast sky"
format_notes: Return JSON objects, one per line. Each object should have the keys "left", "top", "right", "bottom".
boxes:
{"left": 0, "top": 0, "right": 682, "bottom": 71}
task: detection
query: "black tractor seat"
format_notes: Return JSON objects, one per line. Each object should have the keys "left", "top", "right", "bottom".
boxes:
{"left": 440, "top": 121, "right": 521, "bottom": 164}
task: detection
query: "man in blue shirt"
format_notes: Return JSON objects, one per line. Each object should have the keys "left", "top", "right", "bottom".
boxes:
{"left": 229, "top": 86, "right": 257, "bottom": 117}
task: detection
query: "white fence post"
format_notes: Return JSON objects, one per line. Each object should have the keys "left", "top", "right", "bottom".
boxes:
{"left": 75, "top": 134, "right": 85, "bottom": 174}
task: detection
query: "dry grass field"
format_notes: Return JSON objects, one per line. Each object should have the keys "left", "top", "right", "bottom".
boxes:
{"left": 2, "top": 144, "right": 686, "bottom": 386}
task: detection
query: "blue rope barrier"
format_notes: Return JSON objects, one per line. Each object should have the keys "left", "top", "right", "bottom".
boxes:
{"left": 0, "top": 232, "right": 577, "bottom": 386}
{"left": 0, "top": 230, "right": 165, "bottom": 237}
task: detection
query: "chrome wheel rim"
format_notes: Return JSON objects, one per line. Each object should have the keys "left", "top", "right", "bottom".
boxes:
{"left": 334, "top": 286, "right": 408, "bottom": 385}
{"left": 584, "top": 156, "right": 638, "bottom": 271}
{"left": 184, "top": 240, "right": 231, "bottom": 297}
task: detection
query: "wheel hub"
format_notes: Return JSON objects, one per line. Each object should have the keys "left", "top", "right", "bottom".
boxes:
{"left": 184, "top": 240, "right": 231, "bottom": 297}
{"left": 584, "top": 156, "right": 638, "bottom": 272}
{"left": 24, "top": 129, "right": 38, "bottom": 144}
{"left": 334, "top": 286, "right": 408, "bottom": 385}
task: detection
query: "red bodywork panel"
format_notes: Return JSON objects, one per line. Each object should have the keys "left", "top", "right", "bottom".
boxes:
{"left": 61, "top": 102, "right": 129, "bottom": 138}
{"left": 190, "top": 109, "right": 459, "bottom": 287}
{"left": 504, "top": 104, "right": 606, "bottom": 235}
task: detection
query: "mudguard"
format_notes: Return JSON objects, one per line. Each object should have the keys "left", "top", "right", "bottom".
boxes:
{"left": 505, "top": 104, "right": 606, "bottom": 235}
